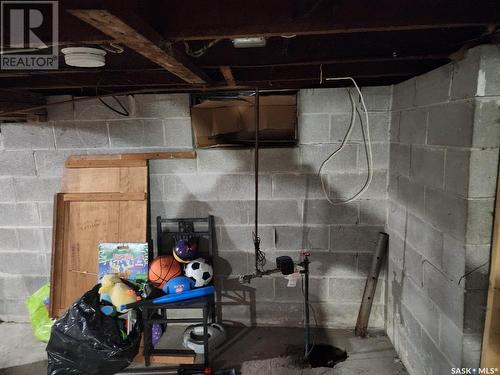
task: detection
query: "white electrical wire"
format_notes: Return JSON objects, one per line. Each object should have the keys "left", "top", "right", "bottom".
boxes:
{"left": 318, "top": 77, "right": 373, "bottom": 205}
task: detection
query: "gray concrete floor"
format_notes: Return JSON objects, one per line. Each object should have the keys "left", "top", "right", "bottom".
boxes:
{"left": 211, "top": 326, "right": 408, "bottom": 374}
{"left": 0, "top": 323, "right": 408, "bottom": 375}
{"left": 0, "top": 323, "right": 47, "bottom": 375}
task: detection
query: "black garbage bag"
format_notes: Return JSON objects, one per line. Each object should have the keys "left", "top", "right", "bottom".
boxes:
{"left": 46, "top": 284, "right": 141, "bottom": 375}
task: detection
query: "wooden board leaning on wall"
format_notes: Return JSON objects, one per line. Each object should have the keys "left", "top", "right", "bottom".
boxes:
{"left": 49, "top": 151, "right": 196, "bottom": 317}
{"left": 481, "top": 178, "right": 500, "bottom": 368}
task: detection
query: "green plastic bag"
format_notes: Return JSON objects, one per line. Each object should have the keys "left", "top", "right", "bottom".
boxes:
{"left": 26, "top": 283, "right": 55, "bottom": 342}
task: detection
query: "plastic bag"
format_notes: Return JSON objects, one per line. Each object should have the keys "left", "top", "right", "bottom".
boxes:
{"left": 46, "top": 284, "right": 141, "bottom": 375}
{"left": 26, "top": 283, "right": 54, "bottom": 342}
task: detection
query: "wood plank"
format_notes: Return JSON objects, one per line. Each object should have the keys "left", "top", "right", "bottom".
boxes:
{"left": 65, "top": 151, "right": 196, "bottom": 168}
{"left": 67, "top": 9, "right": 208, "bottom": 85}
{"left": 122, "top": 151, "right": 197, "bottom": 160}
{"left": 49, "top": 194, "right": 66, "bottom": 317}
{"left": 63, "top": 192, "right": 147, "bottom": 201}
{"left": 481, "top": 179, "right": 500, "bottom": 367}
{"left": 65, "top": 158, "right": 147, "bottom": 168}
{"left": 355, "top": 232, "right": 389, "bottom": 337}
{"left": 133, "top": 353, "right": 195, "bottom": 365}
{"left": 220, "top": 66, "right": 236, "bottom": 87}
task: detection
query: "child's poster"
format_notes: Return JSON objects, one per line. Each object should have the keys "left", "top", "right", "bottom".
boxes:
{"left": 98, "top": 242, "right": 148, "bottom": 282}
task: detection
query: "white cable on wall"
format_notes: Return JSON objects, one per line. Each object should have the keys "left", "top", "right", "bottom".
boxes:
{"left": 318, "top": 77, "right": 373, "bottom": 205}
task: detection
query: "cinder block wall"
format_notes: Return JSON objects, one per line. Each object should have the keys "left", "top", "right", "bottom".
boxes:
{"left": 386, "top": 45, "right": 500, "bottom": 374}
{"left": 0, "top": 87, "right": 392, "bottom": 328}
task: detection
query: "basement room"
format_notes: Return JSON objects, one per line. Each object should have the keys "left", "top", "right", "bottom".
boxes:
{"left": 0, "top": 1, "right": 499, "bottom": 374}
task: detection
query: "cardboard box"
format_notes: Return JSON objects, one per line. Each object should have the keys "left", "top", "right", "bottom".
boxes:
{"left": 191, "top": 94, "right": 297, "bottom": 147}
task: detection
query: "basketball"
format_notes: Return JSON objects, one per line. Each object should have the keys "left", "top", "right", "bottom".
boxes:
{"left": 148, "top": 255, "right": 182, "bottom": 289}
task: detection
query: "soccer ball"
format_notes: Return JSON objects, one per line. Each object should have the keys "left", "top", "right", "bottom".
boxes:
{"left": 185, "top": 258, "right": 213, "bottom": 287}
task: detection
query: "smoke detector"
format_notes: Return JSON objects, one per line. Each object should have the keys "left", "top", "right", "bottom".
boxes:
{"left": 61, "top": 47, "right": 106, "bottom": 67}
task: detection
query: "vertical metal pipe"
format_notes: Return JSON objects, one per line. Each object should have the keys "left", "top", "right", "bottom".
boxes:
{"left": 254, "top": 90, "right": 260, "bottom": 273}
{"left": 303, "top": 255, "right": 310, "bottom": 357}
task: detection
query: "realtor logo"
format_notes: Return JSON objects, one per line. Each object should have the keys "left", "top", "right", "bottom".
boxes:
{"left": 1, "top": 1, "right": 58, "bottom": 69}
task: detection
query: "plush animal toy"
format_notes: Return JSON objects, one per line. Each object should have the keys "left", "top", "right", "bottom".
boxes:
{"left": 99, "top": 274, "right": 140, "bottom": 313}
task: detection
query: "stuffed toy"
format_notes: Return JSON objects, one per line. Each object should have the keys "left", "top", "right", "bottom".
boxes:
{"left": 99, "top": 274, "right": 140, "bottom": 313}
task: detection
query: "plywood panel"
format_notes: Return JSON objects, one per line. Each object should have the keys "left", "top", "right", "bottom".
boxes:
{"left": 50, "top": 153, "right": 150, "bottom": 317}
{"left": 61, "top": 166, "right": 147, "bottom": 193}
{"left": 120, "top": 167, "right": 148, "bottom": 193}
{"left": 119, "top": 200, "right": 147, "bottom": 240}
{"left": 50, "top": 197, "right": 148, "bottom": 317}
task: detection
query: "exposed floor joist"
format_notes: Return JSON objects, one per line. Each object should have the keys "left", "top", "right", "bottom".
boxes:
{"left": 67, "top": 9, "right": 209, "bottom": 85}
{"left": 220, "top": 66, "right": 237, "bottom": 87}
{"left": 0, "top": 59, "right": 441, "bottom": 91}
{"left": 149, "top": 0, "right": 499, "bottom": 40}
{"left": 193, "top": 27, "right": 485, "bottom": 66}
{"left": 0, "top": 0, "right": 497, "bottom": 95}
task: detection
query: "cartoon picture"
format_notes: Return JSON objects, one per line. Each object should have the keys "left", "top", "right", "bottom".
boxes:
{"left": 98, "top": 243, "right": 148, "bottom": 282}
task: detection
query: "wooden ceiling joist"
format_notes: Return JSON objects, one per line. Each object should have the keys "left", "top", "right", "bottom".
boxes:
{"left": 203, "top": 55, "right": 449, "bottom": 69}
{"left": 220, "top": 66, "right": 236, "bottom": 87}
{"left": 1, "top": 1, "right": 497, "bottom": 95}
{"left": 0, "top": 58, "right": 441, "bottom": 91}
{"left": 164, "top": 22, "right": 495, "bottom": 41}
{"left": 67, "top": 9, "right": 209, "bottom": 85}
{"left": 0, "top": 89, "right": 47, "bottom": 121}
{"left": 151, "top": 0, "right": 499, "bottom": 41}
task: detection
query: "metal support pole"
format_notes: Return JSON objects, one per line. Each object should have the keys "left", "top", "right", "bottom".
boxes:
{"left": 253, "top": 90, "right": 261, "bottom": 274}
{"left": 301, "top": 254, "right": 311, "bottom": 357}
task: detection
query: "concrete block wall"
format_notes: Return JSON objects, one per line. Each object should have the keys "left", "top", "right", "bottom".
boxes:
{"left": 0, "top": 87, "right": 391, "bottom": 328}
{"left": 386, "top": 45, "right": 500, "bottom": 374}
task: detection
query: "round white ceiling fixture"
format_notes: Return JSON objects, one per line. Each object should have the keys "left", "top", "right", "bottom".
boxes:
{"left": 61, "top": 47, "right": 106, "bottom": 68}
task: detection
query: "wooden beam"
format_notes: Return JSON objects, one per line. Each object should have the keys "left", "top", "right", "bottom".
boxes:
{"left": 194, "top": 27, "right": 482, "bottom": 68}
{"left": 2, "top": 75, "right": 412, "bottom": 93}
{"left": 121, "top": 151, "right": 197, "bottom": 160}
{"left": 238, "top": 72, "right": 414, "bottom": 84}
{"left": 149, "top": 0, "right": 499, "bottom": 41}
{"left": 65, "top": 151, "right": 196, "bottom": 168}
{"left": 9, "top": 76, "right": 411, "bottom": 95}
{"left": 62, "top": 192, "right": 147, "bottom": 201}
{"left": 167, "top": 23, "right": 494, "bottom": 41}
{"left": 355, "top": 232, "right": 388, "bottom": 337}
{"left": 1, "top": 58, "right": 440, "bottom": 91}
{"left": 230, "top": 59, "right": 443, "bottom": 82}
{"left": 204, "top": 55, "right": 450, "bottom": 69}
{"left": 0, "top": 88, "right": 47, "bottom": 120}
{"left": 220, "top": 66, "right": 236, "bottom": 87}
{"left": 481, "top": 179, "right": 500, "bottom": 368}
{"left": 67, "top": 9, "right": 209, "bottom": 85}
{"left": 65, "top": 158, "right": 148, "bottom": 168}
{"left": 0, "top": 54, "right": 449, "bottom": 76}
